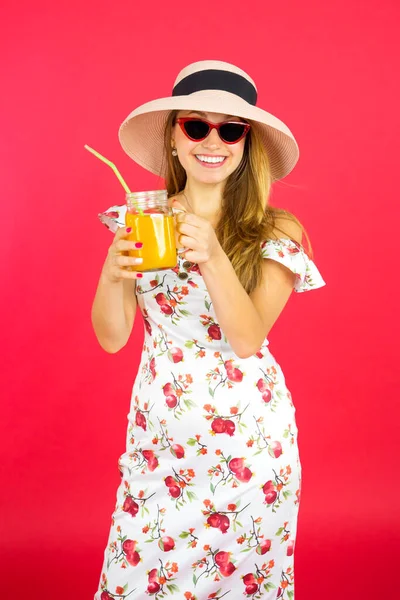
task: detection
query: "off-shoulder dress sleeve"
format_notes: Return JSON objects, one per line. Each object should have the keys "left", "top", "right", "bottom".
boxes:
{"left": 261, "top": 238, "right": 326, "bottom": 293}
{"left": 98, "top": 204, "right": 127, "bottom": 234}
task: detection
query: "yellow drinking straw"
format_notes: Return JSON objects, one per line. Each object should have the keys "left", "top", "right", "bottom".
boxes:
{"left": 84, "top": 144, "right": 145, "bottom": 218}
{"left": 84, "top": 145, "right": 131, "bottom": 193}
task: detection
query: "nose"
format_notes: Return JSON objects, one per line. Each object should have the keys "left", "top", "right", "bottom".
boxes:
{"left": 202, "top": 126, "right": 221, "bottom": 149}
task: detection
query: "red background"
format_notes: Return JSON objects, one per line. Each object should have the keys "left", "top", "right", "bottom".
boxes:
{"left": 1, "top": 1, "right": 398, "bottom": 598}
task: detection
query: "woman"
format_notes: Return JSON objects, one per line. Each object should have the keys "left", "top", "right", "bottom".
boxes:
{"left": 92, "top": 60, "right": 326, "bottom": 600}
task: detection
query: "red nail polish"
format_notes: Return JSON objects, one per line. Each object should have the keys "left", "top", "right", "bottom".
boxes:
{"left": 135, "top": 242, "right": 143, "bottom": 248}
{"left": 136, "top": 273, "right": 143, "bottom": 278}
{"left": 126, "top": 227, "right": 132, "bottom": 233}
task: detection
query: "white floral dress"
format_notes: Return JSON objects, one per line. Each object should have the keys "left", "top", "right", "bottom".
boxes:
{"left": 94, "top": 205, "right": 326, "bottom": 600}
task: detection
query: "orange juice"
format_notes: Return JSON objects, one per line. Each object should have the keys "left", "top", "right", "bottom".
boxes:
{"left": 125, "top": 211, "right": 177, "bottom": 271}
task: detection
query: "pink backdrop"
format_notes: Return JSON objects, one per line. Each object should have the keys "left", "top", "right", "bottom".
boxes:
{"left": 1, "top": 1, "right": 398, "bottom": 598}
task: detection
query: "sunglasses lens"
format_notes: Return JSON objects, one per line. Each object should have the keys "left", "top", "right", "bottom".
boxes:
{"left": 219, "top": 123, "right": 247, "bottom": 143}
{"left": 183, "top": 120, "right": 210, "bottom": 140}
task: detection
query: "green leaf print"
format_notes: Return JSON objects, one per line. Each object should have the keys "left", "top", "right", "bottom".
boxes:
{"left": 179, "top": 531, "right": 189, "bottom": 538}
{"left": 184, "top": 398, "right": 197, "bottom": 409}
{"left": 264, "top": 582, "right": 277, "bottom": 590}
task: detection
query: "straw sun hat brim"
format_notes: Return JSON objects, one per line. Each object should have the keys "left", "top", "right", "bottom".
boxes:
{"left": 118, "top": 89, "right": 299, "bottom": 182}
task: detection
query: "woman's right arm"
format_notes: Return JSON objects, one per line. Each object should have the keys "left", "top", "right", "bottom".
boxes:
{"left": 91, "top": 227, "right": 143, "bottom": 353}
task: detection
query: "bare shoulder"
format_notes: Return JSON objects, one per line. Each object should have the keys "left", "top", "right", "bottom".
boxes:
{"left": 270, "top": 215, "right": 303, "bottom": 244}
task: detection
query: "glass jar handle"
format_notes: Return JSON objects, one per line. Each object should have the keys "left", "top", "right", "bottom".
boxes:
{"left": 172, "top": 206, "right": 189, "bottom": 254}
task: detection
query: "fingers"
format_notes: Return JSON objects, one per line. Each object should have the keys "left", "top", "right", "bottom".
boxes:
{"left": 113, "top": 268, "right": 143, "bottom": 280}
{"left": 176, "top": 221, "right": 204, "bottom": 253}
{"left": 111, "top": 227, "right": 143, "bottom": 253}
{"left": 103, "top": 259, "right": 143, "bottom": 282}
{"left": 171, "top": 199, "right": 187, "bottom": 213}
{"left": 178, "top": 234, "right": 198, "bottom": 249}
{"left": 104, "top": 226, "right": 144, "bottom": 282}
{"left": 114, "top": 254, "right": 143, "bottom": 268}
{"left": 175, "top": 212, "right": 199, "bottom": 227}
{"left": 176, "top": 221, "right": 198, "bottom": 237}
{"left": 107, "top": 257, "right": 143, "bottom": 281}
{"left": 114, "top": 238, "right": 143, "bottom": 252}
{"left": 113, "top": 225, "right": 132, "bottom": 240}
{"left": 113, "top": 226, "right": 141, "bottom": 245}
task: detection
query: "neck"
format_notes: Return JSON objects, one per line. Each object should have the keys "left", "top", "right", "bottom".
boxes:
{"left": 181, "top": 179, "right": 225, "bottom": 226}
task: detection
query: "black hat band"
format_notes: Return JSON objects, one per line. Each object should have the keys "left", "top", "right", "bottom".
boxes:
{"left": 172, "top": 69, "right": 257, "bottom": 106}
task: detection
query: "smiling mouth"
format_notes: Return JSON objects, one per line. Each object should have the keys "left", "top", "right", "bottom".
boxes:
{"left": 195, "top": 155, "right": 227, "bottom": 167}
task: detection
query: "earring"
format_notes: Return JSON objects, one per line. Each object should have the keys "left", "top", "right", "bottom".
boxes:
{"left": 172, "top": 148, "right": 178, "bottom": 157}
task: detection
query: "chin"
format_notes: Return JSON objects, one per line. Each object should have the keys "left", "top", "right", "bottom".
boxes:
{"left": 194, "top": 172, "right": 228, "bottom": 185}
{"left": 190, "top": 164, "right": 237, "bottom": 186}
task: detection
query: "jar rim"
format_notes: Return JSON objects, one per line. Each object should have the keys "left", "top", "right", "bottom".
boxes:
{"left": 126, "top": 189, "right": 167, "bottom": 200}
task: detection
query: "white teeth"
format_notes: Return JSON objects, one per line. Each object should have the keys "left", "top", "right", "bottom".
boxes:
{"left": 196, "top": 155, "right": 226, "bottom": 164}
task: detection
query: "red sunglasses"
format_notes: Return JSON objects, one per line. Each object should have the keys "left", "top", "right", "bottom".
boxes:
{"left": 176, "top": 117, "right": 251, "bottom": 144}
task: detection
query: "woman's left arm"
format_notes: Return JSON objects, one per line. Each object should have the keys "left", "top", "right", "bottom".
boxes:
{"left": 174, "top": 200, "right": 301, "bottom": 359}
{"left": 201, "top": 248, "right": 296, "bottom": 358}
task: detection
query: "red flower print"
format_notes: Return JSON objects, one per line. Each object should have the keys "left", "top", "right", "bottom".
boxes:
{"left": 135, "top": 411, "right": 147, "bottom": 431}
{"left": 268, "top": 441, "right": 283, "bottom": 458}
{"left": 211, "top": 417, "right": 227, "bottom": 434}
{"left": 142, "top": 449, "right": 159, "bottom": 472}
{"left": 149, "top": 357, "right": 156, "bottom": 379}
{"left": 224, "top": 360, "right": 243, "bottom": 382}
{"left": 214, "top": 552, "right": 235, "bottom": 576}
{"left": 158, "top": 535, "right": 175, "bottom": 552}
{"left": 168, "top": 347, "right": 184, "bottom": 363}
{"left": 122, "top": 539, "right": 140, "bottom": 566}
{"left": 208, "top": 324, "right": 222, "bottom": 340}
{"left": 170, "top": 443, "right": 185, "bottom": 459}
{"left": 122, "top": 496, "right": 139, "bottom": 517}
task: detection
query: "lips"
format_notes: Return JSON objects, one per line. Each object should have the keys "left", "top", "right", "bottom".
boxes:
{"left": 194, "top": 155, "right": 227, "bottom": 168}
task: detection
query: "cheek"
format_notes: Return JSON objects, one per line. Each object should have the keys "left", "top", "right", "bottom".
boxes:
{"left": 175, "top": 132, "right": 197, "bottom": 165}
{"left": 229, "top": 142, "right": 245, "bottom": 167}
{"left": 177, "top": 148, "right": 196, "bottom": 173}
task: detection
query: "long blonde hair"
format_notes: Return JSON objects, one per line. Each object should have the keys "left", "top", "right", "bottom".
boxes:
{"left": 162, "top": 111, "right": 313, "bottom": 294}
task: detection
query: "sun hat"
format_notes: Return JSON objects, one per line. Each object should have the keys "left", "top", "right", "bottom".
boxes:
{"left": 118, "top": 60, "right": 300, "bottom": 182}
